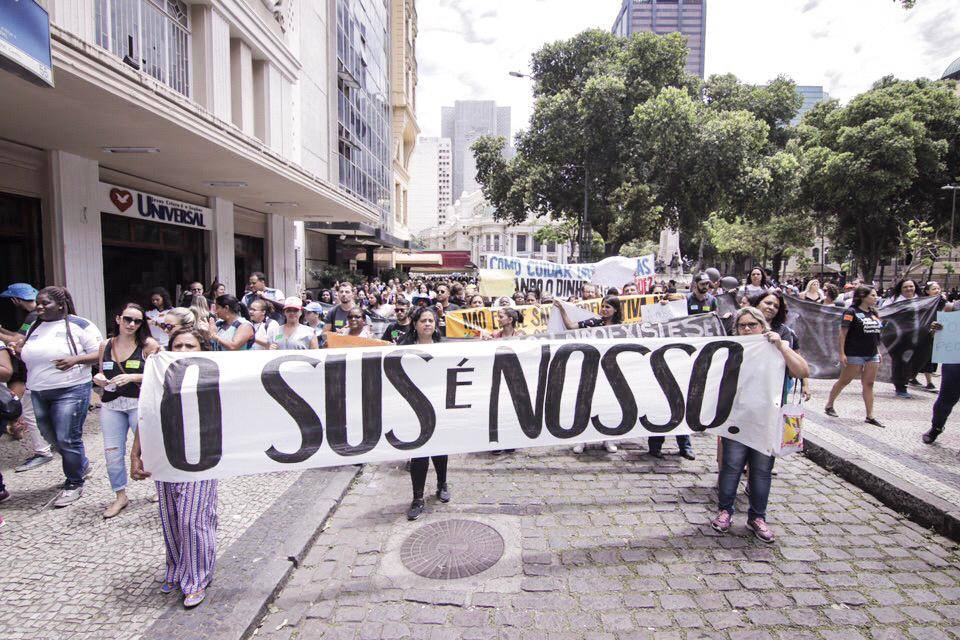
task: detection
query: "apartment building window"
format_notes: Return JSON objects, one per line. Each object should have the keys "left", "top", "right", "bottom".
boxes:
{"left": 547, "top": 241, "right": 556, "bottom": 253}
{"left": 533, "top": 237, "right": 542, "bottom": 253}
{"left": 516, "top": 234, "right": 527, "bottom": 252}
{"left": 95, "top": 0, "right": 190, "bottom": 96}
{"left": 493, "top": 234, "right": 500, "bottom": 252}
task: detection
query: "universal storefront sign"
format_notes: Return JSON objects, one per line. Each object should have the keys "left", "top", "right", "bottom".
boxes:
{"left": 99, "top": 183, "right": 212, "bottom": 231}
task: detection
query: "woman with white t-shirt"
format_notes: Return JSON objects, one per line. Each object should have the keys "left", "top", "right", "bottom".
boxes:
{"left": 18, "top": 286, "right": 103, "bottom": 508}
{"left": 248, "top": 299, "right": 279, "bottom": 350}
{"left": 269, "top": 298, "right": 319, "bottom": 350}
{"left": 145, "top": 287, "right": 174, "bottom": 349}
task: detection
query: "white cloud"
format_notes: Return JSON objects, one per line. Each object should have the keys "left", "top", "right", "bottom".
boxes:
{"left": 415, "top": 0, "right": 960, "bottom": 138}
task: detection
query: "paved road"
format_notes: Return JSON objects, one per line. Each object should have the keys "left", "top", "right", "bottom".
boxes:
{"left": 805, "top": 376, "right": 960, "bottom": 514}
{"left": 0, "top": 407, "right": 311, "bottom": 640}
{"left": 252, "top": 435, "right": 960, "bottom": 640}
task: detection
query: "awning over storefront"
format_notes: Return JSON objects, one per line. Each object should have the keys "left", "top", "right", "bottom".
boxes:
{"left": 304, "top": 221, "right": 412, "bottom": 250}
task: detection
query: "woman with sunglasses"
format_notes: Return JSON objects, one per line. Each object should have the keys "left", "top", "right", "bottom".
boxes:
{"left": 711, "top": 307, "right": 809, "bottom": 543}
{"left": 338, "top": 308, "right": 374, "bottom": 338}
{"left": 398, "top": 307, "right": 450, "bottom": 520}
{"left": 130, "top": 327, "right": 218, "bottom": 609}
{"left": 158, "top": 307, "right": 197, "bottom": 336}
{"left": 92, "top": 303, "right": 160, "bottom": 518}
{"left": 269, "top": 298, "right": 319, "bottom": 350}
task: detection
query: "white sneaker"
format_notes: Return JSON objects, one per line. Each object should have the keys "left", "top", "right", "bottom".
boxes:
{"left": 572, "top": 443, "right": 585, "bottom": 454}
{"left": 604, "top": 441, "right": 618, "bottom": 453}
{"left": 53, "top": 486, "right": 83, "bottom": 508}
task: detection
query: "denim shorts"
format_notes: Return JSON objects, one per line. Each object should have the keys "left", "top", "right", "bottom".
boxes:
{"left": 847, "top": 354, "right": 880, "bottom": 365}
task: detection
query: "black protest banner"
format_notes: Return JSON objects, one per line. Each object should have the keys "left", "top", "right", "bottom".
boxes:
{"left": 784, "top": 294, "right": 939, "bottom": 380}
{"left": 139, "top": 334, "right": 785, "bottom": 481}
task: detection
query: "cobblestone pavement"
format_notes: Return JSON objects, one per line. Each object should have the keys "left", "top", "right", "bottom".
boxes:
{"left": 0, "top": 407, "right": 305, "bottom": 640}
{"left": 252, "top": 438, "right": 960, "bottom": 640}
{"left": 805, "top": 377, "right": 960, "bottom": 511}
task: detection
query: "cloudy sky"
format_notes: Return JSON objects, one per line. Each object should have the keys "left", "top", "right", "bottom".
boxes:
{"left": 415, "top": 0, "right": 960, "bottom": 138}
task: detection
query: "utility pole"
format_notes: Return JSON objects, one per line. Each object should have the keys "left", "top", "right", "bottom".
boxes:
{"left": 580, "top": 163, "right": 590, "bottom": 263}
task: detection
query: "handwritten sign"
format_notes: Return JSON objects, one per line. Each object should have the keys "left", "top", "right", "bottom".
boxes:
{"left": 932, "top": 311, "right": 960, "bottom": 364}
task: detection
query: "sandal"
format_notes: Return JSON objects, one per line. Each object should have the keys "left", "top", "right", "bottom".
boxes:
{"left": 824, "top": 407, "right": 838, "bottom": 418}
{"left": 160, "top": 581, "right": 177, "bottom": 595}
{"left": 865, "top": 417, "right": 885, "bottom": 428}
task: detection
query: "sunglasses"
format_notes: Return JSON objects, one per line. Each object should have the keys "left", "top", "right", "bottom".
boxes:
{"left": 737, "top": 321, "right": 761, "bottom": 330}
{"left": 159, "top": 322, "right": 178, "bottom": 331}
{"left": 120, "top": 316, "right": 144, "bottom": 325}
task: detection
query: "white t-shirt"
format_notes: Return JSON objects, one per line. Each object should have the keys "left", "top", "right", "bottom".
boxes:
{"left": 270, "top": 323, "right": 317, "bottom": 350}
{"left": 21, "top": 316, "right": 103, "bottom": 391}
{"left": 252, "top": 319, "right": 280, "bottom": 350}
{"left": 146, "top": 308, "right": 171, "bottom": 347}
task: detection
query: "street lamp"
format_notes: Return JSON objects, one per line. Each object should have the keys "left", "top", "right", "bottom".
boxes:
{"left": 942, "top": 184, "right": 959, "bottom": 257}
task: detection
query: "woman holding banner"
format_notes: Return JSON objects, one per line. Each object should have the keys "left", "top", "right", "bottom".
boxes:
{"left": 398, "top": 307, "right": 450, "bottom": 520}
{"left": 269, "top": 298, "right": 319, "bottom": 350}
{"left": 823, "top": 286, "right": 885, "bottom": 427}
{"left": 553, "top": 297, "right": 623, "bottom": 454}
{"left": 711, "top": 307, "right": 809, "bottom": 543}
{"left": 129, "top": 327, "right": 218, "bottom": 608}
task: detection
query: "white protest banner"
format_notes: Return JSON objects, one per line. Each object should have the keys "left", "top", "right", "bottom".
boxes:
{"left": 547, "top": 299, "right": 598, "bottom": 333}
{"left": 139, "top": 335, "right": 786, "bottom": 482}
{"left": 639, "top": 299, "right": 688, "bottom": 325}
{"left": 933, "top": 311, "right": 960, "bottom": 363}
{"left": 483, "top": 254, "right": 656, "bottom": 298}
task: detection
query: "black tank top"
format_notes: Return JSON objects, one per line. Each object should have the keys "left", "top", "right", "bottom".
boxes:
{"left": 101, "top": 339, "right": 145, "bottom": 402}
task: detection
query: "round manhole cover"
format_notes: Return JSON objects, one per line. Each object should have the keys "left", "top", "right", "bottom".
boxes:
{"left": 400, "top": 519, "right": 505, "bottom": 579}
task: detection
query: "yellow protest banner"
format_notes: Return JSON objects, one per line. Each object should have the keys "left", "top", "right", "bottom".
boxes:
{"left": 444, "top": 294, "right": 678, "bottom": 338}
{"left": 478, "top": 269, "right": 517, "bottom": 297}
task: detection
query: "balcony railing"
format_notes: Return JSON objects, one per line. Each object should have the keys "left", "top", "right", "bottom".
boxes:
{"left": 95, "top": 0, "right": 190, "bottom": 96}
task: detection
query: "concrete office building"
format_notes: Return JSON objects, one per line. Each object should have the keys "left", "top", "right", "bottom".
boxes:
{"left": 408, "top": 136, "right": 453, "bottom": 235}
{"left": 388, "top": 0, "right": 420, "bottom": 242}
{"left": 0, "top": 0, "right": 391, "bottom": 333}
{"left": 612, "top": 0, "right": 707, "bottom": 78}
{"left": 440, "top": 100, "right": 511, "bottom": 201}
{"left": 791, "top": 85, "right": 828, "bottom": 125}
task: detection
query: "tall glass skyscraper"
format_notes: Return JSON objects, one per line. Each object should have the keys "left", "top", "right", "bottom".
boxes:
{"left": 612, "top": 0, "right": 707, "bottom": 78}
{"left": 337, "top": 0, "right": 392, "bottom": 225}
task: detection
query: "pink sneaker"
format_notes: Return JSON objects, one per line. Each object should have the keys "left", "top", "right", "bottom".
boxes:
{"left": 748, "top": 517, "right": 775, "bottom": 543}
{"left": 711, "top": 510, "right": 731, "bottom": 533}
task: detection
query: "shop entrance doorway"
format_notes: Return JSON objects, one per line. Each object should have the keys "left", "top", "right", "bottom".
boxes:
{"left": 0, "top": 193, "right": 44, "bottom": 332}
{"left": 101, "top": 213, "right": 205, "bottom": 329}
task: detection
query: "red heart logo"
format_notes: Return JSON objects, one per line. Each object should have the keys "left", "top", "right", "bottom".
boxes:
{"left": 110, "top": 188, "right": 133, "bottom": 212}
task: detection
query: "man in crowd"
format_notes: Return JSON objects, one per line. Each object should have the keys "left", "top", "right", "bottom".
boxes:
{"left": 242, "top": 272, "right": 285, "bottom": 322}
{"left": 434, "top": 282, "right": 460, "bottom": 337}
{"left": 648, "top": 273, "right": 718, "bottom": 461}
{"left": 381, "top": 297, "right": 411, "bottom": 344}
{"left": 622, "top": 282, "right": 639, "bottom": 296}
{"left": 0, "top": 283, "right": 54, "bottom": 472}
{"left": 324, "top": 282, "right": 357, "bottom": 333}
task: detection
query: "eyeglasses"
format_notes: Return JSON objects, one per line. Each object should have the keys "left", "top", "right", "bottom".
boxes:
{"left": 737, "top": 321, "right": 761, "bottom": 330}
{"left": 120, "top": 316, "right": 143, "bottom": 325}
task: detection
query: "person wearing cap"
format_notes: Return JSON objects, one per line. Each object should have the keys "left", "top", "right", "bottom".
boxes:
{"left": 269, "top": 297, "right": 319, "bottom": 350}
{"left": 0, "top": 283, "right": 55, "bottom": 473}
{"left": 686, "top": 273, "right": 718, "bottom": 315}
{"left": 303, "top": 302, "right": 325, "bottom": 336}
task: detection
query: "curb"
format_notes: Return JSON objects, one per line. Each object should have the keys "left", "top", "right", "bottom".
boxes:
{"left": 141, "top": 465, "right": 361, "bottom": 640}
{"left": 802, "top": 412, "right": 960, "bottom": 543}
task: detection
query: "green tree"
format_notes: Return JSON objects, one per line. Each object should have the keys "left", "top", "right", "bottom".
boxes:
{"left": 704, "top": 211, "right": 814, "bottom": 279}
{"left": 798, "top": 78, "right": 960, "bottom": 281}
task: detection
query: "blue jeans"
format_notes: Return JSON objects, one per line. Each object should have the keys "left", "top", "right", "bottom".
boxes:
{"left": 101, "top": 405, "right": 138, "bottom": 492}
{"left": 648, "top": 434, "right": 693, "bottom": 454}
{"left": 932, "top": 364, "right": 960, "bottom": 432}
{"left": 717, "top": 437, "right": 775, "bottom": 521}
{"left": 31, "top": 382, "right": 91, "bottom": 487}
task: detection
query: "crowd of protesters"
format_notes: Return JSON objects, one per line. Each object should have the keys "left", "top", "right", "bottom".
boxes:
{"left": 1, "top": 263, "right": 958, "bottom": 608}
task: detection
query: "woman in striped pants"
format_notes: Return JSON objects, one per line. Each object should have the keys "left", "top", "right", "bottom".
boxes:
{"left": 130, "top": 325, "right": 218, "bottom": 609}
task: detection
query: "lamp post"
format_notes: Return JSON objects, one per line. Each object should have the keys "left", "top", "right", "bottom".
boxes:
{"left": 942, "top": 184, "right": 959, "bottom": 259}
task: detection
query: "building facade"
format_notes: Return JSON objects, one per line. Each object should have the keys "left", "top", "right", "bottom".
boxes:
{"left": 388, "top": 0, "right": 419, "bottom": 241}
{"left": 612, "top": 0, "right": 707, "bottom": 78}
{"left": 407, "top": 136, "right": 452, "bottom": 234}
{"left": 0, "top": 0, "right": 390, "bottom": 333}
{"left": 419, "top": 191, "right": 571, "bottom": 267}
{"left": 791, "top": 85, "right": 828, "bottom": 125}
{"left": 440, "top": 100, "right": 511, "bottom": 201}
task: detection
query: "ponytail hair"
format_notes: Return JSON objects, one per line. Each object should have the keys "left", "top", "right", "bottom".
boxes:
{"left": 214, "top": 294, "right": 243, "bottom": 316}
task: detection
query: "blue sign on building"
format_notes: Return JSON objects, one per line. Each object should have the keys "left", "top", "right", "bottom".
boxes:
{"left": 0, "top": 0, "right": 54, "bottom": 87}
